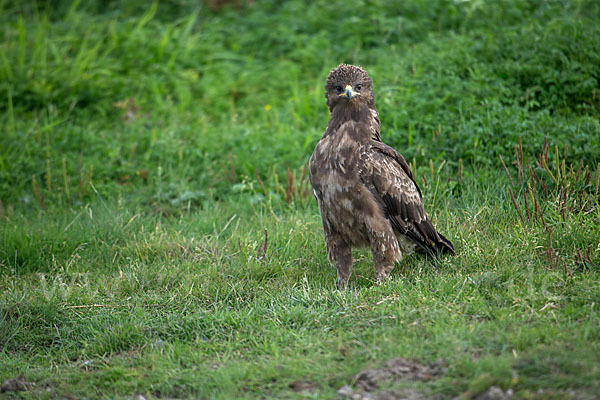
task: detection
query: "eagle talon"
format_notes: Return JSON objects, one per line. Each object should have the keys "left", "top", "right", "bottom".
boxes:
{"left": 376, "top": 272, "right": 391, "bottom": 285}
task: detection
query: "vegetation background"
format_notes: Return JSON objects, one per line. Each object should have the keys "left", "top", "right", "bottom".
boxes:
{"left": 0, "top": 0, "right": 599, "bottom": 398}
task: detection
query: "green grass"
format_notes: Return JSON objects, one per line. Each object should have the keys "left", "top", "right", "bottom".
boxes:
{"left": 1, "top": 0, "right": 599, "bottom": 398}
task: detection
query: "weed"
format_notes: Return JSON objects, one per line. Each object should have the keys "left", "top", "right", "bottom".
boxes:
{"left": 501, "top": 135, "right": 599, "bottom": 275}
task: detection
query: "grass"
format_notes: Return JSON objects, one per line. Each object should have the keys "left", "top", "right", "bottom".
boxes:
{"left": 1, "top": 0, "right": 599, "bottom": 398}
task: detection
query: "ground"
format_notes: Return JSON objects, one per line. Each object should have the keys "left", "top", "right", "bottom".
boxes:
{"left": 0, "top": 0, "right": 599, "bottom": 398}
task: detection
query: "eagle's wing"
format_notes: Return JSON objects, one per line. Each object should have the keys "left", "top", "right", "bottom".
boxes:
{"left": 362, "top": 141, "right": 455, "bottom": 255}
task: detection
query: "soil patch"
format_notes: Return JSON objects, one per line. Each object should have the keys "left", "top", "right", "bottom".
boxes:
{"left": 338, "top": 358, "right": 446, "bottom": 399}
{"left": 1, "top": 376, "right": 34, "bottom": 393}
{"left": 289, "top": 380, "right": 318, "bottom": 393}
{"left": 354, "top": 358, "right": 446, "bottom": 391}
{"left": 473, "top": 386, "right": 514, "bottom": 400}
{"left": 338, "top": 386, "right": 433, "bottom": 400}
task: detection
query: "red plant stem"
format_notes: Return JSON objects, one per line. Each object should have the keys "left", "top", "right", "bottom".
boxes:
{"left": 254, "top": 169, "right": 268, "bottom": 197}
{"left": 532, "top": 190, "right": 546, "bottom": 229}
{"left": 508, "top": 188, "right": 525, "bottom": 225}
{"left": 547, "top": 228, "right": 556, "bottom": 269}
{"left": 523, "top": 186, "right": 531, "bottom": 221}
{"left": 575, "top": 159, "right": 583, "bottom": 181}
{"left": 530, "top": 166, "right": 547, "bottom": 194}
{"left": 499, "top": 154, "right": 514, "bottom": 186}
{"left": 262, "top": 228, "right": 268, "bottom": 257}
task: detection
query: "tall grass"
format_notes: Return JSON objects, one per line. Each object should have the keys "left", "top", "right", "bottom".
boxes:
{"left": 0, "top": 0, "right": 599, "bottom": 209}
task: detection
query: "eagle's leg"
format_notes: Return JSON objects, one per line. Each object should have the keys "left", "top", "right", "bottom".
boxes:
{"left": 367, "top": 223, "right": 402, "bottom": 284}
{"left": 325, "top": 231, "right": 353, "bottom": 290}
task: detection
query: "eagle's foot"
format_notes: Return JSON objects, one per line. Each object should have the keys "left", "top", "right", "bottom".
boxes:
{"left": 337, "top": 277, "right": 349, "bottom": 290}
{"left": 375, "top": 270, "right": 391, "bottom": 285}
{"left": 374, "top": 261, "right": 395, "bottom": 285}
{"left": 336, "top": 269, "right": 350, "bottom": 290}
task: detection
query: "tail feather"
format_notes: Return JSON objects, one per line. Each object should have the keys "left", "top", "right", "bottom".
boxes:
{"left": 388, "top": 214, "right": 455, "bottom": 257}
{"left": 407, "top": 220, "right": 455, "bottom": 257}
{"left": 414, "top": 219, "right": 455, "bottom": 257}
{"left": 434, "top": 231, "right": 455, "bottom": 256}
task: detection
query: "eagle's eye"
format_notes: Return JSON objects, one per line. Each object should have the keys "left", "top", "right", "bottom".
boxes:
{"left": 356, "top": 84, "right": 362, "bottom": 91}
{"left": 335, "top": 86, "right": 343, "bottom": 93}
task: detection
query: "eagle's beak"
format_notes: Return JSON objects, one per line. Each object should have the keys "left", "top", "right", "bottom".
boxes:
{"left": 340, "top": 84, "right": 356, "bottom": 99}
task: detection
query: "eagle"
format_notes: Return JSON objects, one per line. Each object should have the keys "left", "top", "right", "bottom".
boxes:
{"left": 309, "top": 64, "right": 454, "bottom": 289}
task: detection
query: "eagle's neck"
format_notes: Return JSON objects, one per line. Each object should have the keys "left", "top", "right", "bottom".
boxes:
{"left": 324, "top": 101, "right": 381, "bottom": 142}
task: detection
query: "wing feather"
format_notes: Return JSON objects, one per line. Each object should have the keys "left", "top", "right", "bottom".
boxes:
{"left": 362, "top": 141, "right": 455, "bottom": 255}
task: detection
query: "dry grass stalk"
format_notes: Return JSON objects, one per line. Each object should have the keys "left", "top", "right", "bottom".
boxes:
{"left": 584, "top": 169, "right": 592, "bottom": 185}
{"left": 220, "top": 152, "right": 238, "bottom": 183}
{"left": 279, "top": 163, "right": 312, "bottom": 204}
{"left": 256, "top": 228, "right": 268, "bottom": 259}
{"left": 45, "top": 159, "right": 52, "bottom": 193}
{"left": 532, "top": 189, "right": 546, "bottom": 229}
{"left": 501, "top": 135, "right": 599, "bottom": 275}
{"left": 559, "top": 187, "right": 567, "bottom": 222}
{"left": 513, "top": 136, "right": 524, "bottom": 183}
{"left": 529, "top": 165, "right": 547, "bottom": 194}
{"left": 62, "top": 158, "right": 71, "bottom": 204}
{"left": 538, "top": 136, "right": 557, "bottom": 184}
{"left": 554, "top": 145, "right": 561, "bottom": 182}
{"left": 298, "top": 162, "right": 311, "bottom": 199}
{"left": 32, "top": 175, "right": 45, "bottom": 209}
{"left": 79, "top": 165, "right": 93, "bottom": 198}
{"left": 77, "top": 153, "right": 94, "bottom": 198}
{"left": 78, "top": 152, "right": 83, "bottom": 195}
{"left": 518, "top": 136, "right": 524, "bottom": 182}
{"left": 429, "top": 159, "right": 434, "bottom": 183}
{"left": 420, "top": 171, "right": 428, "bottom": 188}
{"left": 45, "top": 131, "right": 52, "bottom": 193}
{"left": 254, "top": 169, "right": 268, "bottom": 197}
{"left": 411, "top": 157, "right": 417, "bottom": 179}
{"left": 546, "top": 228, "right": 556, "bottom": 270}
{"left": 286, "top": 166, "right": 295, "bottom": 204}
{"left": 499, "top": 154, "right": 514, "bottom": 187}
{"left": 508, "top": 188, "right": 525, "bottom": 225}
{"left": 595, "top": 164, "right": 600, "bottom": 197}
{"left": 575, "top": 245, "right": 595, "bottom": 269}
{"left": 575, "top": 159, "right": 583, "bottom": 181}
{"left": 523, "top": 184, "right": 531, "bottom": 221}
{"left": 228, "top": 152, "right": 237, "bottom": 181}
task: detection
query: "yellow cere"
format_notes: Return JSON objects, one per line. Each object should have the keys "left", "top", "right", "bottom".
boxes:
{"left": 339, "top": 84, "right": 355, "bottom": 99}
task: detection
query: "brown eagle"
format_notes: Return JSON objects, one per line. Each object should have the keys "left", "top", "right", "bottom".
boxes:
{"left": 309, "top": 64, "right": 454, "bottom": 289}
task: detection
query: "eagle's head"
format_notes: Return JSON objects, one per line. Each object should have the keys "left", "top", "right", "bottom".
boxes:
{"left": 325, "top": 64, "right": 375, "bottom": 111}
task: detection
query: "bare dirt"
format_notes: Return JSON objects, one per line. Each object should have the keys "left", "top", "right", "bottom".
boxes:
{"left": 472, "top": 386, "right": 514, "bottom": 400}
{"left": 289, "top": 380, "right": 319, "bottom": 394}
{"left": 338, "top": 358, "right": 446, "bottom": 400}
{"left": 338, "top": 385, "right": 433, "bottom": 400}
{"left": 0, "top": 375, "right": 34, "bottom": 393}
